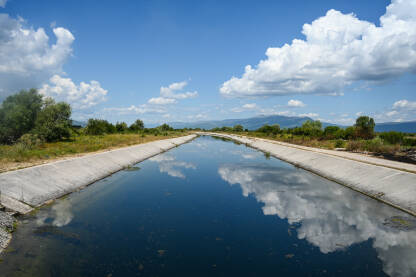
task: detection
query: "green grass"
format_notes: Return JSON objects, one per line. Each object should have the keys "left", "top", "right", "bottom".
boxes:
{"left": 0, "top": 131, "right": 189, "bottom": 172}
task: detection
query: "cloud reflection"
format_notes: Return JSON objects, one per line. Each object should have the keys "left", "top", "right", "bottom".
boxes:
{"left": 150, "top": 154, "right": 196, "bottom": 179}
{"left": 36, "top": 199, "right": 74, "bottom": 227}
{"left": 218, "top": 163, "right": 416, "bottom": 277}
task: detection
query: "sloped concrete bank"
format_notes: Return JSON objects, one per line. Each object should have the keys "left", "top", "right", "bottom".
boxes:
{"left": 199, "top": 132, "right": 416, "bottom": 217}
{"left": 0, "top": 134, "right": 197, "bottom": 214}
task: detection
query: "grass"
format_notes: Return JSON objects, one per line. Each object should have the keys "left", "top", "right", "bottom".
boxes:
{"left": 0, "top": 131, "right": 189, "bottom": 173}
{"left": 211, "top": 131, "right": 416, "bottom": 164}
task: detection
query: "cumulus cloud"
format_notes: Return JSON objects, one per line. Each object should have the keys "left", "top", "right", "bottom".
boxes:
{"left": 146, "top": 80, "right": 198, "bottom": 105}
{"left": 0, "top": 0, "right": 7, "bottom": 8}
{"left": 298, "top": 112, "right": 319, "bottom": 118}
{"left": 393, "top": 99, "right": 416, "bottom": 110}
{"left": 231, "top": 103, "right": 258, "bottom": 112}
{"left": 220, "top": 0, "right": 416, "bottom": 97}
{"left": 288, "top": 99, "right": 306, "bottom": 107}
{"left": 39, "top": 75, "right": 107, "bottom": 109}
{"left": 0, "top": 14, "right": 74, "bottom": 99}
{"left": 148, "top": 97, "right": 177, "bottom": 105}
{"left": 104, "top": 104, "right": 166, "bottom": 115}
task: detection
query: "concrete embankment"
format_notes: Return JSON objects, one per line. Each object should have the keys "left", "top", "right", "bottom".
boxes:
{"left": 0, "top": 135, "right": 196, "bottom": 214}
{"left": 200, "top": 132, "right": 416, "bottom": 217}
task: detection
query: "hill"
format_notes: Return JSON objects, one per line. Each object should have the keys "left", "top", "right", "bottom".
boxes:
{"left": 169, "top": 115, "right": 317, "bottom": 130}
{"left": 375, "top": 121, "right": 416, "bottom": 133}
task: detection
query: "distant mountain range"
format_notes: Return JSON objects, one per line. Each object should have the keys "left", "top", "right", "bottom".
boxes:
{"left": 169, "top": 115, "right": 329, "bottom": 130}
{"left": 169, "top": 115, "right": 416, "bottom": 133}
{"left": 374, "top": 121, "right": 416, "bottom": 133}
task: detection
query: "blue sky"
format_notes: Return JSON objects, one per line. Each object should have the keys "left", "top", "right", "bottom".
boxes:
{"left": 0, "top": 0, "right": 415, "bottom": 126}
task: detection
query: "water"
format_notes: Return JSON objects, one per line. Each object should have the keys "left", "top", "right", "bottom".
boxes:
{"left": 1, "top": 136, "right": 415, "bottom": 277}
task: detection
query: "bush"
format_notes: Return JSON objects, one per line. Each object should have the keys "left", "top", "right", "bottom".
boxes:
{"left": 17, "top": 134, "right": 44, "bottom": 150}
{"left": 334, "top": 139, "right": 345, "bottom": 148}
{"left": 129, "top": 119, "right": 144, "bottom": 132}
{"left": 233, "top": 124, "right": 244, "bottom": 132}
{"left": 301, "top": 120, "right": 323, "bottom": 137}
{"left": 0, "top": 89, "right": 43, "bottom": 144}
{"left": 257, "top": 124, "right": 280, "bottom": 135}
{"left": 85, "top": 119, "right": 116, "bottom": 135}
{"left": 115, "top": 122, "right": 128, "bottom": 133}
{"left": 355, "top": 116, "right": 375, "bottom": 139}
{"left": 346, "top": 140, "right": 363, "bottom": 152}
{"left": 379, "top": 131, "right": 404, "bottom": 145}
{"left": 32, "top": 99, "right": 72, "bottom": 142}
{"left": 324, "top": 126, "right": 341, "bottom": 139}
{"left": 158, "top": 124, "right": 173, "bottom": 131}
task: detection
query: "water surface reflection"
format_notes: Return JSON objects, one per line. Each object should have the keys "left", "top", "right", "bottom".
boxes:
{"left": 219, "top": 163, "right": 416, "bottom": 277}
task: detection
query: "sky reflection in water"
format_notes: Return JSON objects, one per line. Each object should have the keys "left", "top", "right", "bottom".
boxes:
{"left": 1, "top": 136, "right": 415, "bottom": 277}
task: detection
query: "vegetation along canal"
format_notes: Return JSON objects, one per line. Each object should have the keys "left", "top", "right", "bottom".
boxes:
{"left": 0, "top": 136, "right": 415, "bottom": 277}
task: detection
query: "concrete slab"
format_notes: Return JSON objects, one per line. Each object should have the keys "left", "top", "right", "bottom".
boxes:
{"left": 199, "top": 132, "right": 416, "bottom": 217}
{"left": 0, "top": 135, "right": 196, "bottom": 212}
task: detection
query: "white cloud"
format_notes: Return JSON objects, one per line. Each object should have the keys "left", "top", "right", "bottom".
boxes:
{"left": 231, "top": 103, "right": 258, "bottom": 112}
{"left": 386, "top": 110, "right": 399, "bottom": 117}
{"left": 104, "top": 104, "right": 166, "bottom": 115}
{"left": 0, "top": 14, "right": 74, "bottom": 99}
{"left": 393, "top": 99, "right": 416, "bottom": 110}
{"left": 39, "top": 75, "right": 107, "bottom": 109}
{"left": 0, "top": 0, "right": 7, "bottom": 8}
{"left": 288, "top": 99, "right": 306, "bottom": 107}
{"left": 299, "top": 112, "right": 319, "bottom": 118}
{"left": 148, "top": 97, "right": 177, "bottom": 105}
{"left": 242, "top": 103, "right": 257, "bottom": 109}
{"left": 160, "top": 81, "right": 198, "bottom": 100}
{"left": 220, "top": 0, "right": 416, "bottom": 97}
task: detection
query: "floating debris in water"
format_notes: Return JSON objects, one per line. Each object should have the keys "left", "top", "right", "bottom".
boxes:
{"left": 285, "top": 254, "right": 294, "bottom": 259}
{"left": 383, "top": 216, "right": 416, "bottom": 231}
{"left": 157, "top": 249, "right": 167, "bottom": 256}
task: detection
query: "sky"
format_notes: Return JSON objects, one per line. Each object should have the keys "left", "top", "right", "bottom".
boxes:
{"left": 0, "top": 0, "right": 415, "bottom": 126}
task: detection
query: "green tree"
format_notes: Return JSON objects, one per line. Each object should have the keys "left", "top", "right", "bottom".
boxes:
{"left": 324, "top": 126, "right": 341, "bottom": 139}
{"left": 115, "top": 122, "right": 128, "bottom": 133}
{"left": 158, "top": 123, "right": 173, "bottom": 131}
{"left": 301, "top": 120, "right": 322, "bottom": 137}
{"left": 355, "top": 116, "right": 375, "bottom": 139}
{"left": 33, "top": 98, "right": 72, "bottom": 142}
{"left": 85, "top": 119, "right": 116, "bottom": 135}
{"left": 129, "top": 119, "right": 144, "bottom": 132}
{"left": 257, "top": 124, "right": 280, "bottom": 135}
{"left": 233, "top": 124, "right": 244, "bottom": 132}
{"left": 0, "top": 89, "right": 43, "bottom": 144}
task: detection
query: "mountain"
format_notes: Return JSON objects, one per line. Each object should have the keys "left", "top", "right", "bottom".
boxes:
{"left": 169, "top": 115, "right": 321, "bottom": 130}
{"left": 375, "top": 121, "right": 416, "bottom": 133}
{"left": 71, "top": 120, "right": 87, "bottom": 127}
{"left": 169, "top": 115, "right": 416, "bottom": 133}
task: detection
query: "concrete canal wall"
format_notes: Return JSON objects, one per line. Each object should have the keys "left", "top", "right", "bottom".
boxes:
{"left": 0, "top": 135, "right": 197, "bottom": 214}
{"left": 200, "top": 132, "right": 416, "bottom": 217}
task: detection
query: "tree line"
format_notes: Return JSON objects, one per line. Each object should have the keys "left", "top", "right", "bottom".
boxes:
{"left": 0, "top": 89, "right": 174, "bottom": 146}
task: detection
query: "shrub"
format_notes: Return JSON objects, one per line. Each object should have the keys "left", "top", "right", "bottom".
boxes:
{"left": 355, "top": 116, "right": 375, "bottom": 139}
{"left": 233, "top": 124, "right": 244, "bottom": 132}
{"left": 379, "top": 131, "right": 404, "bottom": 145}
{"left": 32, "top": 99, "right": 72, "bottom": 142}
{"left": 85, "top": 119, "right": 116, "bottom": 135}
{"left": 17, "top": 134, "right": 44, "bottom": 150}
{"left": 257, "top": 124, "right": 280, "bottom": 135}
{"left": 129, "top": 119, "right": 144, "bottom": 132}
{"left": 0, "top": 89, "right": 43, "bottom": 144}
{"left": 334, "top": 139, "right": 345, "bottom": 148}
{"left": 346, "top": 140, "right": 363, "bottom": 152}
{"left": 115, "top": 122, "right": 128, "bottom": 133}
{"left": 324, "top": 126, "right": 341, "bottom": 139}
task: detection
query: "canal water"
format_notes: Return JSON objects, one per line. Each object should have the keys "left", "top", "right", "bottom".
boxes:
{"left": 0, "top": 136, "right": 415, "bottom": 277}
